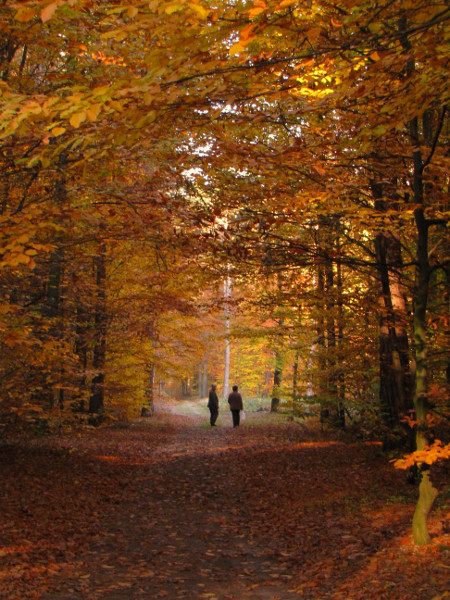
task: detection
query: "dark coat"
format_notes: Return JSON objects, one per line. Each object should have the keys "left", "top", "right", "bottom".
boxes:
{"left": 228, "top": 391, "right": 243, "bottom": 411}
{"left": 208, "top": 388, "right": 219, "bottom": 409}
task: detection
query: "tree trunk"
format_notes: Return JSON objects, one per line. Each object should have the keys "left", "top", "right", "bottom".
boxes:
{"left": 223, "top": 276, "right": 231, "bottom": 400}
{"left": 336, "top": 257, "right": 346, "bottom": 412}
{"left": 325, "top": 246, "right": 344, "bottom": 427}
{"left": 201, "top": 358, "right": 208, "bottom": 397}
{"left": 445, "top": 266, "right": 450, "bottom": 386}
{"left": 316, "top": 259, "right": 326, "bottom": 400}
{"left": 410, "top": 114, "right": 437, "bottom": 545}
{"left": 42, "top": 151, "right": 67, "bottom": 409}
{"left": 292, "top": 348, "right": 299, "bottom": 412}
{"left": 141, "top": 364, "right": 155, "bottom": 417}
{"left": 74, "top": 303, "right": 88, "bottom": 412}
{"left": 270, "top": 347, "right": 284, "bottom": 412}
{"left": 371, "top": 178, "right": 412, "bottom": 427}
{"left": 89, "top": 243, "right": 106, "bottom": 417}
{"left": 412, "top": 469, "right": 438, "bottom": 546}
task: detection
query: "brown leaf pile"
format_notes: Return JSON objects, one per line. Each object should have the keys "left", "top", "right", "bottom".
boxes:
{"left": 0, "top": 408, "right": 449, "bottom": 600}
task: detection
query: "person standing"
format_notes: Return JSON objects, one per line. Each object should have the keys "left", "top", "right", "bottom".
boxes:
{"left": 207, "top": 384, "right": 219, "bottom": 426}
{"left": 228, "top": 385, "right": 243, "bottom": 427}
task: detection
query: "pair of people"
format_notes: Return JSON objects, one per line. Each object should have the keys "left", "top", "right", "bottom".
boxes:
{"left": 207, "top": 384, "right": 243, "bottom": 427}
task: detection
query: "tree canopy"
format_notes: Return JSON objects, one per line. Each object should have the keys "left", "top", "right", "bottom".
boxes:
{"left": 0, "top": 0, "right": 449, "bottom": 544}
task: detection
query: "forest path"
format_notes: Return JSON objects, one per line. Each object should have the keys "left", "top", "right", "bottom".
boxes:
{"left": 1, "top": 404, "right": 449, "bottom": 600}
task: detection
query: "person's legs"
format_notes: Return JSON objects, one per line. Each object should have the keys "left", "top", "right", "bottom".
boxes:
{"left": 231, "top": 409, "right": 240, "bottom": 427}
{"left": 210, "top": 408, "right": 218, "bottom": 426}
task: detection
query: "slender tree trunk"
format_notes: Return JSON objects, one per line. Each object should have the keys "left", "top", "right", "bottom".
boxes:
{"left": 316, "top": 259, "right": 327, "bottom": 417}
{"left": 292, "top": 348, "right": 299, "bottom": 412}
{"left": 74, "top": 303, "right": 88, "bottom": 411}
{"left": 89, "top": 243, "right": 106, "bottom": 416}
{"left": 42, "top": 152, "right": 67, "bottom": 409}
{"left": 324, "top": 247, "right": 343, "bottom": 426}
{"left": 445, "top": 266, "right": 450, "bottom": 386}
{"left": 336, "top": 258, "right": 346, "bottom": 411}
{"left": 223, "top": 276, "right": 231, "bottom": 400}
{"left": 410, "top": 115, "right": 438, "bottom": 545}
{"left": 271, "top": 343, "right": 284, "bottom": 412}
{"left": 141, "top": 364, "right": 155, "bottom": 417}
{"left": 201, "top": 358, "right": 208, "bottom": 397}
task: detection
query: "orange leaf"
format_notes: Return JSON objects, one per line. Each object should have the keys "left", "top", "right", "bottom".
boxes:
{"left": 86, "top": 104, "right": 101, "bottom": 122}
{"left": 70, "top": 111, "right": 86, "bottom": 128}
{"left": 51, "top": 126, "right": 66, "bottom": 137}
{"left": 15, "top": 7, "right": 36, "bottom": 22}
{"left": 41, "top": 2, "right": 58, "bottom": 23}
{"left": 240, "top": 24, "right": 256, "bottom": 42}
{"left": 229, "top": 41, "right": 245, "bottom": 57}
{"left": 248, "top": 0, "right": 268, "bottom": 19}
{"left": 305, "top": 27, "right": 322, "bottom": 44}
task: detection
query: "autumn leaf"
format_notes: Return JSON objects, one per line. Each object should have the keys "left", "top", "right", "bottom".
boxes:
{"left": 165, "top": 3, "right": 184, "bottom": 14}
{"left": 393, "top": 440, "right": 450, "bottom": 469}
{"left": 41, "top": 2, "right": 58, "bottom": 23}
{"left": 51, "top": 126, "right": 66, "bottom": 137}
{"left": 305, "top": 26, "right": 322, "bottom": 44}
{"left": 15, "top": 7, "right": 36, "bottom": 22}
{"left": 189, "top": 2, "right": 209, "bottom": 19}
{"left": 86, "top": 104, "right": 102, "bottom": 122}
{"left": 277, "top": 0, "right": 298, "bottom": 9}
{"left": 248, "top": 0, "right": 268, "bottom": 19}
{"left": 229, "top": 41, "right": 245, "bottom": 56}
{"left": 69, "top": 111, "right": 87, "bottom": 128}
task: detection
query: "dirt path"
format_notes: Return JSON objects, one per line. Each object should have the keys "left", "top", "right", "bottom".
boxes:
{"left": 1, "top": 405, "right": 449, "bottom": 600}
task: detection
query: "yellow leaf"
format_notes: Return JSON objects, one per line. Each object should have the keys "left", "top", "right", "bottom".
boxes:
{"left": 51, "top": 126, "right": 66, "bottom": 137}
{"left": 92, "top": 85, "right": 110, "bottom": 97}
{"left": 15, "top": 7, "right": 36, "bottom": 22}
{"left": 165, "top": 3, "right": 183, "bottom": 14}
{"left": 127, "top": 6, "right": 138, "bottom": 18}
{"left": 41, "top": 3, "right": 58, "bottom": 23}
{"left": 229, "top": 41, "right": 245, "bottom": 57}
{"left": 189, "top": 2, "right": 209, "bottom": 19}
{"left": 86, "top": 104, "right": 101, "bottom": 122}
{"left": 370, "top": 51, "right": 381, "bottom": 61}
{"left": 277, "top": 0, "right": 297, "bottom": 8}
{"left": 70, "top": 111, "right": 86, "bottom": 128}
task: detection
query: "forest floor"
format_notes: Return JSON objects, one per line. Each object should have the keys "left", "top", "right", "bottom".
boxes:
{"left": 1, "top": 399, "right": 449, "bottom": 600}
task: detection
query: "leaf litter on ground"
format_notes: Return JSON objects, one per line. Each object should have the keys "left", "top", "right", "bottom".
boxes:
{"left": 0, "top": 403, "right": 449, "bottom": 600}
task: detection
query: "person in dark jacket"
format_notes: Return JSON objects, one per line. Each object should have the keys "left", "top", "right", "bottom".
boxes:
{"left": 228, "top": 385, "right": 243, "bottom": 427}
{"left": 207, "top": 384, "right": 219, "bottom": 426}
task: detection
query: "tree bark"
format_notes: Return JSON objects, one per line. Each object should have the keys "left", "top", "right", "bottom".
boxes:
{"left": 141, "top": 364, "right": 155, "bottom": 417}
{"left": 42, "top": 152, "right": 67, "bottom": 409}
{"left": 89, "top": 243, "right": 107, "bottom": 416}
{"left": 223, "top": 276, "right": 231, "bottom": 400}
{"left": 371, "top": 179, "right": 412, "bottom": 427}
{"left": 292, "top": 348, "right": 299, "bottom": 412}
{"left": 74, "top": 303, "right": 88, "bottom": 411}
{"left": 410, "top": 114, "right": 438, "bottom": 545}
{"left": 270, "top": 346, "right": 284, "bottom": 412}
